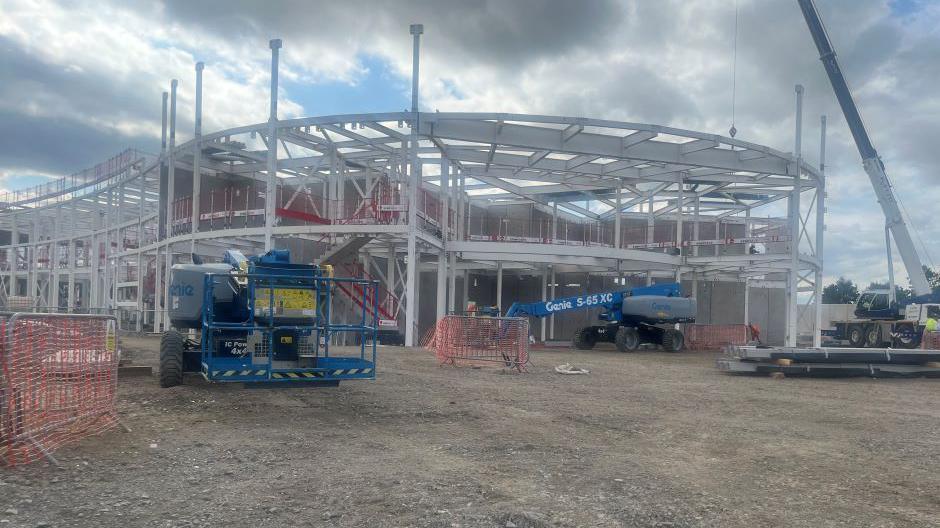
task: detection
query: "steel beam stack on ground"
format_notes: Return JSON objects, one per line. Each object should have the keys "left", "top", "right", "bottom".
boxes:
{"left": 718, "top": 345, "right": 940, "bottom": 378}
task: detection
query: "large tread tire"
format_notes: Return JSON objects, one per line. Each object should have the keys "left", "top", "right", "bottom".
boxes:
{"left": 615, "top": 327, "right": 640, "bottom": 353}
{"left": 847, "top": 324, "right": 865, "bottom": 348}
{"left": 864, "top": 324, "right": 882, "bottom": 348}
{"left": 572, "top": 327, "right": 597, "bottom": 350}
{"left": 661, "top": 329, "right": 684, "bottom": 353}
{"left": 892, "top": 322, "right": 919, "bottom": 349}
{"left": 159, "top": 330, "right": 185, "bottom": 388}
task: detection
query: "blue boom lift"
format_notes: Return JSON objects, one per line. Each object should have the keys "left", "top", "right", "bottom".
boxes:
{"left": 504, "top": 283, "right": 696, "bottom": 352}
{"left": 159, "top": 249, "right": 378, "bottom": 387}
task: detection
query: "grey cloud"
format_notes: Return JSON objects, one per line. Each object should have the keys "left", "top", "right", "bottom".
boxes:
{"left": 153, "top": 0, "right": 626, "bottom": 68}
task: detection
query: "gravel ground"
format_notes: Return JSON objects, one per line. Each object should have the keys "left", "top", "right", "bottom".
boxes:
{"left": 1, "top": 335, "right": 938, "bottom": 528}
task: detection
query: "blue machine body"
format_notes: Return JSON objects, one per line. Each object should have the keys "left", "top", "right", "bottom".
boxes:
{"left": 504, "top": 283, "right": 682, "bottom": 322}
{"left": 190, "top": 249, "right": 379, "bottom": 384}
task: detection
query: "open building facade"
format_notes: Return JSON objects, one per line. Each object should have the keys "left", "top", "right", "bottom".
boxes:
{"left": 0, "top": 34, "right": 827, "bottom": 347}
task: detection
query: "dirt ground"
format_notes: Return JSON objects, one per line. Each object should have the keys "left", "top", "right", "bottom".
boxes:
{"left": 1, "top": 336, "right": 938, "bottom": 528}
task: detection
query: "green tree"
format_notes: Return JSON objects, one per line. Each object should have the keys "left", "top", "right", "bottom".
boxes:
{"left": 822, "top": 277, "right": 859, "bottom": 304}
{"left": 865, "top": 281, "right": 912, "bottom": 305}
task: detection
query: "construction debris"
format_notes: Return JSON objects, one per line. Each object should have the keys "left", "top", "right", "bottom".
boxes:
{"left": 554, "top": 363, "right": 590, "bottom": 375}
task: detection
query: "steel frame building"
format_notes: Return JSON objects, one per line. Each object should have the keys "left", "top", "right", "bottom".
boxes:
{"left": 0, "top": 27, "right": 827, "bottom": 347}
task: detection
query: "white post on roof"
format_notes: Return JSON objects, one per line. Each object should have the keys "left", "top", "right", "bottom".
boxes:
{"left": 165, "top": 79, "right": 177, "bottom": 244}
{"left": 404, "top": 23, "right": 423, "bottom": 346}
{"left": 787, "top": 84, "right": 804, "bottom": 347}
{"left": 813, "top": 115, "right": 827, "bottom": 348}
{"left": 191, "top": 61, "right": 204, "bottom": 249}
{"left": 264, "top": 39, "right": 281, "bottom": 252}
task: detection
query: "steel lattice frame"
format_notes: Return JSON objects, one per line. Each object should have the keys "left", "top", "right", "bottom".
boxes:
{"left": 0, "top": 36, "right": 826, "bottom": 347}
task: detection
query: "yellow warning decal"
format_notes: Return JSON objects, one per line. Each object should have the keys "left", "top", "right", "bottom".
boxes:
{"left": 255, "top": 288, "right": 316, "bottom": 316}
{"left": 105, "top": 319, "right": 117, "bottom": 353}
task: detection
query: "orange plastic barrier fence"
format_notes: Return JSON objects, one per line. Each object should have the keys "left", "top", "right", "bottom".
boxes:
{"left": 921, "top": 331, "right": 940, "bottom": 350}
{"left": 0, "top": 314, "right": 120, "bottom": 466}
{"left": 683, "top": 324, "right": 750, "bottom": 351}
{"left": 431, "top": 316, "right": 529, "bottom": 372}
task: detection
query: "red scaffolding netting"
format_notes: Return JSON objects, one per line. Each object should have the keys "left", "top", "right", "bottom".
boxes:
{"left": 683, "top": 324, "right": 751, "bottom": 351}
{"left": 0, "top": 314, "right": 121, "bottom": 466}
{"left": 431, "top": 316, "right": 529, "bottom": 372}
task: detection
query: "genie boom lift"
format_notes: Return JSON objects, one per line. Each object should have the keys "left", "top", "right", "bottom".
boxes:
{"left": 505, "top": 283, "right": 696, "bottom": 352}
{"left": 159, "top": 249, "right": 378, "bottom": 387}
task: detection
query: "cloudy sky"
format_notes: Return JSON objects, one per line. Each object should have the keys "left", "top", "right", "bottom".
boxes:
{"left": 1, "top": 0, "right": 938, "bottom": 287}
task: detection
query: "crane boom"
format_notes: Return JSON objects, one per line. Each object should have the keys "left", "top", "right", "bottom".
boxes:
{"left": 796, "top": 0, "right": 931, "bottom": 296}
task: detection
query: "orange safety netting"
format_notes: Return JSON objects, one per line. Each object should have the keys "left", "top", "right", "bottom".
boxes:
{"left": 921, "top": 330, "right": 940, "bottom": 350}
{"left": 683, "top": 324, "right": 751, "bottom": 351}
{"left": 0, "top": 314, "right": 120, "bottom": 466}
{"left": 431, "top": 316, "right": 529, "bottom": 372}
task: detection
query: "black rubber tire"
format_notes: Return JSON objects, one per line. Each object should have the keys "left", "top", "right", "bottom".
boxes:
{"left": 159, "top": 330, "right": 185, "bottom": 388}
{"left": 661, "top": 329, "right": 684, "bottom": 352}
{"left": 864, "top": 324, "right": 881, "bottom": 348}
{"left": 572, "top": 327, "right": 597, "bottom": 350}
{"left": 892, "top": 322, "right": 919, "bottom": 349}
{"left": 847, "top": 325, "right": 865, "bottom": 348}
{"left": 615, "top": 327, "right": 640, "bottom": 352}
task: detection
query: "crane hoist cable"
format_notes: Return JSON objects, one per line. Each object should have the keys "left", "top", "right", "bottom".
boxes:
{"left": 729, "top": 0, "right": 739, "bottom": 138}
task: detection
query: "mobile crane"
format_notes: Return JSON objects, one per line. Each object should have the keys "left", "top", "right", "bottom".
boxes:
{"left": 504, "top": 283, "right": 696, "bottom": 352}
{"left": 797, "top": 0, "right": 940, "bottom": 348}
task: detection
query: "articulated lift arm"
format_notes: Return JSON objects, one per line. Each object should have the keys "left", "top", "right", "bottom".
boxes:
{"left": 797, "top": 0, "right": 931, "bottom": 296}
{"left": 504, "top": 283, "right": 681, "bottom": 319}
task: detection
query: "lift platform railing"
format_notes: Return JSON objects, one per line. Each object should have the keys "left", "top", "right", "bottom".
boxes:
{"left": 200, "top": 271, "right": 379, "bottom": 383}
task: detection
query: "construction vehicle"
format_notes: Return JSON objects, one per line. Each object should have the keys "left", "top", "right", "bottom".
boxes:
{"left": 159, "top": 249, "right": 378, "bottom": 387}
{"left": 504, "top": 283, "right": 696, "bottom": 352}
{"left": 798, "top": 0, "right": 940, "bottom": 348}
{"left": 827, "top": 291, "right": 940, "bottom": 349}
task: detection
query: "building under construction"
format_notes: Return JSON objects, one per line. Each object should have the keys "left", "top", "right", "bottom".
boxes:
{"left": 0, "top": 29, "right": 827, "bottom": 347}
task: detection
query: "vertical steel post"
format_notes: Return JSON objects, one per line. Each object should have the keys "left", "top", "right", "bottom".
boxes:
{"left": 436, "top": 156, "right": 449, "bottom": 320}
{"left": 265, "top": 40, "right": 281, "bottom": 252}
{"left": 191, "top": 62, "right": 204, "bottom": 246}
{"left": 165, "top": 80, "right": 177, "bottom": 243}
{"left": 496, "top": 261, "right": 503, "bottom": 312}
{"left": 159, "top": 92, "right": 168, "bottom": 240}
{"left": 404, "top": 24, "right": 423, "bottom": 346}
{"left": 787, "top": 84, "right": 804, "bottom": 347}
{"left": 813, "top": 115, "right": 827, "bottom": 347}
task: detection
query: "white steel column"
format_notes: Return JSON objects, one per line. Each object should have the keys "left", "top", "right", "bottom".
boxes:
{"left": 646, "top": 193, "right": 654, "bottom": 285}
{"left": 67, "top": 236, "right": 75, "bottom": 312}
{"left": 8, "top": 215, "right": 16, "bottom": 298}
{"left": 540, "top": 265, "right": 548, "bottom": 341}
{"left": 614, "top": 180, "right": 622, "bottom": 249}
{"left": 743, "top": 208, "right": 751, "bottom": 325}
{"left": 165, "top": 79, "right": 177, "bottom": 242}
{"left": 675, "top": 176, "right": 684, "bottom": 282}
{"left": 496, "top": 262, "right": 503, "bottom": 312}
{"left": 387, "top": 245, "right": 396, "bottom": 321}
{"left": 549, "top": 266, "right": 556, "bottom": 339}
{"left": 265, "top": 40, "right": 281, "bottom": 252}
{"left": 813, "top": 115, "right": 827, "bottom": 347}
{"left": 448, "top": 167, "right": 458, "bottom": 313}
{"left": 787, "top": 84, "right": 804, "bottom": 347}
{"left": 191, "top": 61, "right": 204, "bottom": 248}
{"left": 404, "top": 24, "right": 423, "bottom": 346}
{"left": 692, "top": 196, "right": 699, "bottom": 298}
{"left": 153, "top": 247, "right": 162, "bottom": 332}
{"left": 436, "top": 156, "right": 449, "bottom": 320}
